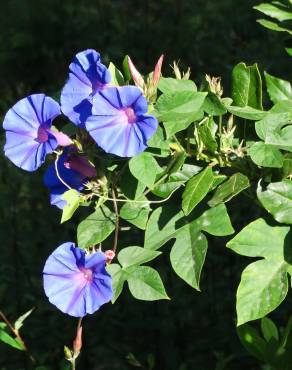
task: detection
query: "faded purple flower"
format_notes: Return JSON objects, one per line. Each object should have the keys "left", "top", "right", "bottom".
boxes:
{"left": 85, "top": 86, "right": 158, "bottom": 157}
{"left": 61, "top": 49, "right": 111, "bottom": 126}
{"left": 3, "top": 94, "right": 70, "bottom": 171}
{"left": 43, "top": 242, "right": 112, "bottom": 317}
{"left": 44, "top": 146, "right": 96, "bottom": 209}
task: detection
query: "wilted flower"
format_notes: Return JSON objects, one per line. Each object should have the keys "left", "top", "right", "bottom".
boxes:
{"left": 61, "top": 49, "right": 111, "bottom": 126}
{"left": 44, "top": 146, "right": 96, "bottom": 209}
{"left": 43, "top": 242, "right": 112, "bottom": 317}
{"left": 85, "top": 86, "right": 158, "bottom": 157}
{"left": 3, "top": 94, "right": 71, "bottom": 171}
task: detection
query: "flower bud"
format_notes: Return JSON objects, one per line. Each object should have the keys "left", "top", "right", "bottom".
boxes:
{"left": 52, "top": 131, "right": 73, "bottom": 147}
{"left": 73, "top": 326, "right": 83, "bottom": 355}
{"left": 128, "top": 56, "right": 145, "bottom": 89}
{"left": 153, "top": 54, "right": 164, "bottom": 86}
{"left": 105, "top": 250, "right": 115, "bottom": 263}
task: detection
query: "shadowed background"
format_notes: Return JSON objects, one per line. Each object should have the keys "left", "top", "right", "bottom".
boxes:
{"left": 0, "top": 0, "right": 292, "bottom": 369}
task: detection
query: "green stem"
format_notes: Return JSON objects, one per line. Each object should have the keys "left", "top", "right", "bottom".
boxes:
{"left": 218, "top": 115, "right": 222, "bottom": 151}
{"left": 0, "top": 310, "right": 35, "bottom": 364}
{"left": 111, "top": 187, "right": 119, "bottom": 253}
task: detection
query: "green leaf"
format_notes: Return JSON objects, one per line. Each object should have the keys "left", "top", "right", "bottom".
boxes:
{"left": 122, "top": 55, "right": 131, "bottom": 81}
{"left": 255, "top": 112, "right": 292, "bottom": 151}
{"left": 248, "top": 142, "right": 284, "bottom": 168}
{"left": 118, "top": 246, "right": 161, "bottom": 268}
{"left": 158, "top": 77, "right": 197, "bottom": 94}
{"left": 257, "top": 19, "right": 292, "bottom": 35}
{"left": 144, "top": 203, "right": 233, "bottom": 251}
{"left": 0, "top": 328, "right": 24, "bottom": 351}
{"left": 227, "top": 105, "right": 267, "bottom": 120}
{"left": 127, "top": 266, "right": 169, "bottom": 301}
{"left": 170, "top": 228, "right": 207, "bottom": 290}
{"left": 77, "top": 205, "right": 116, "bottom": 249}
{"left": 155, "top": 91, "right": 207, "bottom": 122}
{"left": 261, "top": 317, "right": 279, "bottom": 342}
{"left": 147, "top": 125, "right": 170, "bottom": 151}
{"left": 182, "top": 167, "right": 214, "bottom": 216}
{"left": 236, "top": 259, "right": 288, "bottom": 326}
{"left": 14, "top": 308, "right": 34, "bottom": 331}
{"left": 203, "top": 93, "right": 227, "bottom": 116}
{"left": 120, "top": 166, "right": 146, "bottom": 200}
{"left": 108, "top": 62, "right": 125, "bottom": 86}
{"left": 120, "top": 196, "right": 150, "bottom": 230}
{"left": 231, "top": 62, "right": 263, "bottom": 109}
{"left": 265, "top": 72, "right": 292, "bottom": 104}
{"left": 227, "top": 218, "right": 291, "bottom": 324}
{"left": 129, "top": 152, "right": 162, "bottom": 188}
{"left": 106, "top": 264, "right": 125, "bottom": 303}
{"left": 163, "top": 111, "right": 203, "bottom": 138}
{"left": 286, "top": 47, "right": 292, "bottom": 56}
{"left": 195, "top": 203, "right": 234, "bottom": 236}
{"left": 254, "top": 3, "right": 292, "bottom": 22}
{"left": 237, "top": 324, "right": 267, "bottom": 361}
{"left": 144, "top": 206, "right": 185, "bottom": 250}
{"left": 197, "top": 118, "right": 218, "bottom": 153}
{"left": 152, "top": 164, "right": 201, "bottom": 198}
{"left": 208, "top": 173, "right": 250, "bottom": 207}
{"left": 257, "top": 180, "right": 292, "bottom": 224}
{"left": 270, "top": 99, "right": 292, "bottom": 113}
{"left": 61, "top": 189, "right": 80, "bottom": 224}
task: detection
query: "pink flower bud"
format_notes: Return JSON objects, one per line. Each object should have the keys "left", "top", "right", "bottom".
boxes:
{"left": 51, "top": 131, "right": 73, "bottom": 147}
{"left": 153, "top": 54, "right": 164, "bottom": 86}
{"left": 128, "top": 56, "right": 145, "bottom": 89}
{"left": 73, "top": 326, "right": 83, "bottom": 354}
{"left": 105, "top": 250, "right": 115, "bottom": 263}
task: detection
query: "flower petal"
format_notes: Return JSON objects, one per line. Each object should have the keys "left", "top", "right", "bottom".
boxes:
{"left": 61, "top": 49, "right": 111, "bottom": 125}
{"left": 84, "top": 274, "right": 113, "bottom": 314}
{"left": 3, "top": 94, "right": 60, "bottom": 171}
{"left": 43, "top": 243, "right": 112, "bottom": 317}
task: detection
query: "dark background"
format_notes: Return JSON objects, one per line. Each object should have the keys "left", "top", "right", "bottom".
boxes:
{"left": 1, "top": 1, "right": 292, "bottom": 369}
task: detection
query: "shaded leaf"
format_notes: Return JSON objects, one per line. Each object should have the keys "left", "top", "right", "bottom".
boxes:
{"left": 77, "top": 205, "right": 116, "bottom": 249}
{"left": 170, "top": 228, "right": 207, "bottom": 290}
{"left": 106, "top": 264, "right": 125, "bottom": 303}
{"left": 129, "top": 152, "right": 162, "bottom": 188}
{"left": 182, "top": 167, "right": 214, "bottom": 216}
{"left": 208, "top": 173, "right": 250, "bottom": 207}
{"left": 261, "top": 317, "right": 279, "bottom": 342}
{"left": 120, "top": 196, "right": 150, "bottom": 230}
{"left": 237, "top": 324, "right": 267, "bottom": 361}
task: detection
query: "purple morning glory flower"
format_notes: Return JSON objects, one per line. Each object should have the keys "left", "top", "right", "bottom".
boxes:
{"left": 44, "top": 146, "right": 96, "bottom": 209}
{"left": 61, "top": 49, "right": 111, "bottom": 126}
{"left": 3, "top": 94, "right": 70, "bottom": 171}
{"left": 43, "top": 242, "right": 112, "bottom": 317}
{"left": 85, "top": 86, "right": 158, "bottom": 157}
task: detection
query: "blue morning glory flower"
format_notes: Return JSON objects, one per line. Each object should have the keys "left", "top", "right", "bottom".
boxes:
{"left": 3, "top": 94, "right": 70, "bottom": 171}
{"left": 61, "top": 49, "right": 111, "bottom": 126}
{"left": 85, "top": 86, "right": 158, "bottom": 157}
{"left": 43, "top": 242, "right": 112, "bottom": 317}
{"left": 44, "top": 146, "right": 96, "bottom": 209}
